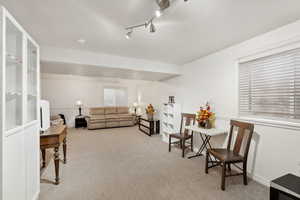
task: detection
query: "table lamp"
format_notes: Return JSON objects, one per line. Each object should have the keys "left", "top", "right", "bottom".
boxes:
{"left": 133, "top": 102, "right": 138, "bottom": 115}
{"left": 76, "top": 100, "right": 83, "bottom": 116}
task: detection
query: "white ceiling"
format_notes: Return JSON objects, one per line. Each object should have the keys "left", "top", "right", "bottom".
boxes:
{"left": 41, "top": 61, "right": 178, "bottom": 81}
{"left": 1, "top": 0, "right": 300, "bottom": 65}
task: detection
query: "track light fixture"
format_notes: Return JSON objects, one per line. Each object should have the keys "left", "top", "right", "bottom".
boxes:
{"left": 150, "top": 21, "right": 156, "bottom": 33}
{"left": 125, "top": 29, "right": 133, "bottom": 39}
{"left": 155, "top": 9, "right": 162, "bottom": 18}
{"left": 124, "top": 0, "right": 189, "bottom": 39}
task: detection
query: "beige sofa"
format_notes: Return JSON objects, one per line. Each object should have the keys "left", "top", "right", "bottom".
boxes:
{"left": 87, "top": 107, "right": 136, "bottom": 130}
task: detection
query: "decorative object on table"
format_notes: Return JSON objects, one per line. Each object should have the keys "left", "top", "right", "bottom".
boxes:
{"left": 75, "top": 115, "right": 87, "bottom": 128}
{"left": 50, "top": 115, "right": 64, "bottom": 126}
{"left": 76, "top": 100, "right": 83, "bottom": 116}
{"left": 168, "top": 96, "right": 175, "bottom": 103}
{"left": 133, "top": 102, "right": 139, "bottom": 115}
{"left": 169, "top": 113, "right": 196, "bottom": 158}
{"left": 196, "top": 102, "right": 215, "bottom": 129}
{"left": 270, "top": 173, "right": 300, "bottom": 200}
{"left": 145, "top": 104, "right": 155, "bottom": 120}
{"left": 205, "top": 120, "right": 254, "bottom": 191}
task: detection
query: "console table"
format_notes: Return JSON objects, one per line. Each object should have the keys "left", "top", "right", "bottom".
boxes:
{"left": 270, "top": 173, "right": 300, "bottom": 200}
{"left": 138, "top": 116, "right": 160, "bottom": 136}
{"left": 40, "top": 125, "right": 67, "bottom": 185}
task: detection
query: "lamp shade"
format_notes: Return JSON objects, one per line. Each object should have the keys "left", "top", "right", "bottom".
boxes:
{"left": 76, "top": 100, "right": 83, "bottom": 106}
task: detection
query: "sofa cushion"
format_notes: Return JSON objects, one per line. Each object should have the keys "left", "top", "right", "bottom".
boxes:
{"left": 120, "top": 121, "right": 134, "bottom": 126}
{"left": 89, "top": 107, "right": 105, "bottom": 115}
{"left": 105, "top": 107, "right": 117, "bottom": 114}
{"left": 105, "top": 114, "right": 119, "bottom": 119}
{"left": 106, "top": 121, "right": 120, "bottom": 128}
{"left": 117, "top": 107, "right": 129, "bottom": 114}
{"left": 89, "top": 115, "right": 105, "bottom": 120}
{"left": 118, "top": 114, "right": 134, "bottom": 121}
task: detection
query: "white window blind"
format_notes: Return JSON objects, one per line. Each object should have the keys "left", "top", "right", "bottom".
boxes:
{"left": 239, "top": 48, "right": 300, "bottom": 121}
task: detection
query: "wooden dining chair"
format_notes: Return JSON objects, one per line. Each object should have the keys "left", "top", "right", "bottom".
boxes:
{"left": 168, "top": 113, "right": 196, "bottom": 158}
{"left": 205, "top": 120, "right": 254, "bottom": 190}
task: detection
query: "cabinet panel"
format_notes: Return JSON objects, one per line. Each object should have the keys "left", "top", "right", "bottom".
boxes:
{"left": 3, "top": 132, "right": 26, "bottom": 200}
{"left": 24, "top": 123, "right": 40, "bottom": 200}
{"left": 5, "top": 17, "right": 23, "bottom": 131}
{"left": 26, "top": 40, "right": 38, "bottom": 123}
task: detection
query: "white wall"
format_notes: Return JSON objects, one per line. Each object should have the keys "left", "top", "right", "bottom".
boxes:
{"left": 163, "top": 19, "right": 300, "bottom": 186}
{"left": 41, "top": 73, "right": 162, "bottom": 126}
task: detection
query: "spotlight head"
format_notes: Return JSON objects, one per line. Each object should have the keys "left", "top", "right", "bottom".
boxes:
{"left": 125, "top": 30, "right": 133, "bottom": 39}
{"left": 155, "top": 9, "right": 162, "bottom": 18}
{"left": 150, "top": 22, "right": 156, "bottom": 33}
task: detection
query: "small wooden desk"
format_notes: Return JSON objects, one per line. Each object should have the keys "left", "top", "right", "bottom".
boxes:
{"left": 186, "top": 125, "right": 226, "bottom": 159}
{"left": 40, "top": 125, "right": 67, "bottom": 185}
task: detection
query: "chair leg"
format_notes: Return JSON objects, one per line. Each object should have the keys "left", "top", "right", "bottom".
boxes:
{"left": 182, "top": 139, "right": 185, "bottom": 158}
{"left": 205, "top": 151, "right": 209, "bottom": 174}
{"left": 243, "top": 161, "right": 248, "bottom": 185}
{"left": 227, "top": 163, "right": 231, "bottom": 172}
{"left": 191, "top": 135, "right": 194, "bottom": 152}
{"left": 221, "top": 162, "right": 226, "bottom": 191}
{"left": 169, "top": 136, "right": 171, "bottom": 152}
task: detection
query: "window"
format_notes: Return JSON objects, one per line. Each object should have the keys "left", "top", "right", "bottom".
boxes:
{"left": 239, "top": 48, "right": 300, "bottom": 122}
{"left": 103, "top": 87, "right": 128, "bottom": 107}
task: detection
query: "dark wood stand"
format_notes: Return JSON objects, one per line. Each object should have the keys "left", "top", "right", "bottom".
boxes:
{"left": 138, "top": 116, "right": 160, "bottom": 136}
{"left": 75, "top": 115, "right": 87, "bottom": 128}
{"left": 270, "top": 173, "right": 300, "bottom": 200}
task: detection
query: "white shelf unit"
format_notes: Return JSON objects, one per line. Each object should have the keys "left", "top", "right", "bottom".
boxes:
{"left": 161, "top": 103, "right": 181, "bottom": 143}
{"left": 0, "top": 7, "right": 40, "bottom": 200}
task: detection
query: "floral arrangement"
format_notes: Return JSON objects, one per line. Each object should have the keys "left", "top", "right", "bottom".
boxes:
{"left": 196, "top": 102, "right": 215, "bottom": 128}
{"left": 145, "top": 104, "right": 155, "bottom": 115}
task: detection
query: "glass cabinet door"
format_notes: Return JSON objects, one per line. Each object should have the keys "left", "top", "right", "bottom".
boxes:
{"left": 26, "top": 40, "right": 38, "bottom": 123}
{"left": 5, "top": 18, "right": 23, "bottom": 131}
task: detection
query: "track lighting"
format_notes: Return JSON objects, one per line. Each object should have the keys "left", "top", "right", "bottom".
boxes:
{"left": 155, "top": 9, "right": 162, "bottom": 18}
{"left": 150, "top": 21, "right": 156, "bottom": 33}
{"left": 125, "top": 30, "right": 132, "bottom": 39}
{"left": 124, "top": 0, "right": 190, "bottom": 38}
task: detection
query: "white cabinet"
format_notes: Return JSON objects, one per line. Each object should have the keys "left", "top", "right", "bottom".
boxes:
{"left": 0, "top": 7, "right": 40, "bottom": 200}
{"left": 161, "top": 103, "right": 181, "bottom": 143}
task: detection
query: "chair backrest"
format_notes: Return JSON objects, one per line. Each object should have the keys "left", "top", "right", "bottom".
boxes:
{"left": 180, "top": 113, "right": 196, "bottom": 136}
{"left": 227, "top": 120, "right": 254, "bottom": 159}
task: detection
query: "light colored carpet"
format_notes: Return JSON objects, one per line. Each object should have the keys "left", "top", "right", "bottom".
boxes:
{"left": 39, "top": 127, "right": 268, "bottom": 200}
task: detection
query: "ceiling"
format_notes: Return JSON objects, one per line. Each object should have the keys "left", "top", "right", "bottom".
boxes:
{"left": 1, "top": 0, "right": 300, "bottom": 65}
{"left": 41, "top": 61, "right": 178, "bottom": 81}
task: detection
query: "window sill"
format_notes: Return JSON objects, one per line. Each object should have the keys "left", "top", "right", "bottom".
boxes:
{"left": 234, "top": 117, "right": 300, "bottom": 131}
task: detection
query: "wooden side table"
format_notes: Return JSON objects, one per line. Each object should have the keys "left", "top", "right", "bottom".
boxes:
{"left": 138, "top": 116, "right": 160, "bottom": 136}
{"left": 75, "top": 115, "right": 87, "bottom": 128}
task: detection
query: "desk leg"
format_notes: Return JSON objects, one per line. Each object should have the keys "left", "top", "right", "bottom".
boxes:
{"left": 188, "top": 134, "right": 209, "bottom": 159}
{"left": 41, "top": 149, "right": 46, "bottom": 168}
{"left": 54, "top": 147, "right": 60, "bottom": 185}
{"left": 63, "top": 138, "right": 67, "bottom": 164}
